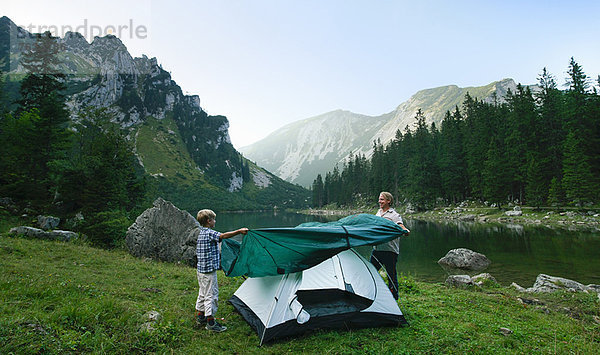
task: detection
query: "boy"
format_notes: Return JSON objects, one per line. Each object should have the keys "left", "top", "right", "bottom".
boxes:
{"left": 195, "top": 209, "right": 248, "bottom": 332}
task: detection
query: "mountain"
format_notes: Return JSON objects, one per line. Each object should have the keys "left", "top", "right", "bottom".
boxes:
{"left": 240, "top": 78, "right": 531, "bottom": 187}
{"left": 0, "top": 16, "right": 309, "bottom": 211}
{"left": 239, "top": 109, "right": 394, "bottom": 186}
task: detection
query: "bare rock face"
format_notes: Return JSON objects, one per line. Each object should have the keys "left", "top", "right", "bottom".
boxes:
{"left": 438, "top": 248, "right": 491, "bottom": 271}
{"left": 126, "top": 198, "right": 199, "bottom": 267}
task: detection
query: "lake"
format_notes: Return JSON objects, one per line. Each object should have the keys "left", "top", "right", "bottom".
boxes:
{"left": 216, "top": 211, "right": 600, "bottom": 287}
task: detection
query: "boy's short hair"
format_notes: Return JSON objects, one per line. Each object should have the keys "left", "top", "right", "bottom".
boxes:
{"left": 380, "top": 191, "right": 394, "bottom": 205}
{"left": 197, "top": 209, "right": 216, "bottom": 226}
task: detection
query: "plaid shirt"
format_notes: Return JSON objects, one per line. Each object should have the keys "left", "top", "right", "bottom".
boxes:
{"left": 196, "top": 227, "right": 222, "bottom": 273}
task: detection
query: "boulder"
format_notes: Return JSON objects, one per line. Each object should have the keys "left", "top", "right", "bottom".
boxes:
{"left": 9, "top": 226, "right": 77, "bottom": 241}
{"left": 438, "top": 248, "right": 491, "bottom": 271}
{"left": 459, "top": 214, "right": 476, "bottom": 221}
{"left": 37, "top": 215, "right": 60, "bottom": 230}
{"left": 527, "top": 274, "right": 590, "bottom": 293}
{"left": 505, "top": 210, "right": 523, "bottom": 216}
{"left": 445, "top": 275, "right": 474, "bottom": 288}
{"left": 126, "top": 198, "right": 199, "bottom": 267}
{"left": 471, "top": 273, "right": 497, "bottom": 286}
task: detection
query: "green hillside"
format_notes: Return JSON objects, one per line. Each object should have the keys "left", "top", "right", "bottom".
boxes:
{"left": 136, "top": 114, "right": 207, "bottom": 184}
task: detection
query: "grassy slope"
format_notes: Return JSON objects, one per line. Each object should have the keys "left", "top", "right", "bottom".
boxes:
{"left": 135, "top": 114, "right": 209, "bottom": 186}
{"left": 135, "top": 114, "right": 310, "bottom": 211}
{"left": 1, "top": 233, "right": 598, "bottom": 354}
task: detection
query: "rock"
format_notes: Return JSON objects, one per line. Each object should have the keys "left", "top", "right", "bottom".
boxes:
{"left": 36, "top": 215, "right": 60, "bottom": 230}
{"left": 527, "top": 274, "right": 590, "bottom": 293}
{"left": 499, "top": 327, "right": 513, "bottom": 336}
{"left": 142, "top": 287, "right": 161, "bottom": 293}
{"left": 438, "top": 248, "right": 491, "bottom": 271}
{"left": 145, "top": 310, "right": 162, "bottom": 322}
{"left": 586, "top": 284, "right": 600, "bottom": 293}
{"left": 26, "top": 323, "right": 49, "bottom": 335}
{"left": 511, "top": 282, "right": 527, "bottom": 292}
{"left": 517, "top": 297, "right": 544, "bottom": 306}
{"left": 404, "top": 203, "right": 417, "bottom": 214}
{"left": 505, "top": 210, "right": 523, "bottom": 216}
{"left": 471, "top": 273, "right": 497, "bottom": 286}
{"left": 445, "top": 275, "right": 474, "bottom": 288}
{"left": 67, "top": 212, "right": 85, "bottom": 228}
{"left": 49, "top": 230, "right": 78, "bottom": 241}
{"left": 459, "top": 214, "right": 476, "bottom": 221}
{"left": 9, "top": 226, "right": 77, "bottom": 241}
{"left": 126, "top": 197, "right": 200, "bottom": 267}
{"left": 139, "top": 311, "right": 162, "bottom": 333}
{"left": 139, "top": 322, "right": 156, "bottom": 333}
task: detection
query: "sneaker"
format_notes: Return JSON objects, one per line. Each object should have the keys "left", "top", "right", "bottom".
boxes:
{"left": 205, "top": 321, "right": 227, "bottom": 332}
{"left": 196, "top": 314, "right": 207, "bottom": 325}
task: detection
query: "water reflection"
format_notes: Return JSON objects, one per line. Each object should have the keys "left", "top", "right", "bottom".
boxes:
{"left": 217, "top": 211, "right": 600, "bottom": 287}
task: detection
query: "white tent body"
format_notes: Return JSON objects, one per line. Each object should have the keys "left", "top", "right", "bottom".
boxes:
{"left": 229, "top": 249, "right": 407, "bottom": 345}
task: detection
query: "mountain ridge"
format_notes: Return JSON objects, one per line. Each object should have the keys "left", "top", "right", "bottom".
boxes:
{"left": 240, "top": 78, "right": 535, "bottom": 187}
{"left": 0, "top": 15, "right": 309, "bottom": 210}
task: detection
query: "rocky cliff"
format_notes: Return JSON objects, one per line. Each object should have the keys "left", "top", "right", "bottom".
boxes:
{"left": 0, "top": 16, "right": 309, "bottom": 210}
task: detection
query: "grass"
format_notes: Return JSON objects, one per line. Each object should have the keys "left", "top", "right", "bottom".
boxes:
{"left": 135, "top": 114, "right": 208, "bottom": 186}
{"left": 1, "top": 234, "right": 599, "bottom": 354}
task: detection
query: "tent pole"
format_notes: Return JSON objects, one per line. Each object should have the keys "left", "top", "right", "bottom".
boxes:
{"left": 260, "top": 273, "right": 288, "bottom": 345}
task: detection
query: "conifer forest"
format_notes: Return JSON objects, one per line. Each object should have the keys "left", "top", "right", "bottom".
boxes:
{"left": 312, "top": 58, "right": 600, "bottom": 210}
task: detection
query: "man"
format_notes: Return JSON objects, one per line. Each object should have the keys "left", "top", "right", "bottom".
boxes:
{"left": 370, "top": 191, "right": 410, "bottom": 300}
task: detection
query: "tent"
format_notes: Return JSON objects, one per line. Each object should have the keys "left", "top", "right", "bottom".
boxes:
{"left": 229, "top": 249, "right": 408, "bottom": 345}
{"left": 221, "top": 213, "right": 408, "bottom": 277}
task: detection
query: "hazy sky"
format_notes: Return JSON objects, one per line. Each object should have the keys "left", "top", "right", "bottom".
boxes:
{"left": 5, "top": 0, "right": 600, "bottom": 148}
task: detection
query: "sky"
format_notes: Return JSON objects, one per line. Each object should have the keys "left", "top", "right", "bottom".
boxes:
{"left": 5, "top": 0, "right": 600, "bottom": 148}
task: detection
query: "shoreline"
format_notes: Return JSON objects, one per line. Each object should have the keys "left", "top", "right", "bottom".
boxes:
{"left": 302, "top": 204, "right": 600, "bottom": 232}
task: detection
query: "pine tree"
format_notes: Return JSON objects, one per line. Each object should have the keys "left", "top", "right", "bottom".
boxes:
{"left": 547, "top": 177, "right": 564, "bottom": 206}
{"left": 0, "top": 111, "right": 48, "bottom": 202}
{"left": 13, "top": 31, "right": 72, "bottom": 206}
{"left": 439, "top": 107, "right": 467, "bottom": 203}
{"left": 312, "top": 174, "right": 324, "bottom": 207}
{"left": 505, "top": 85, "right": 537, "bottom": 203}
{"left": 406, "top": 109, "right": 438, "bottom": 209}
{"left": 525, "top": 153, "right": 547, "bottom": 208}
{"left": 562, "top": 58, "right": 599, "bottom": 202}
{"left": 561, "top": 131, "right": 597, "bottom": 204}
{"left": 462, "top": 93, "right": 486, "bottom": 199}
{"left": 482, "top": 137, "right": 510, "bottom": 208}
{"left": 535, "top": 68, "right": 564, "bottom": 199}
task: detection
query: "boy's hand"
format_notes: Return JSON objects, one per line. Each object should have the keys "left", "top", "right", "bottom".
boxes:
{"left": 239, "top": 228, "right": 249, "bottom": 235}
